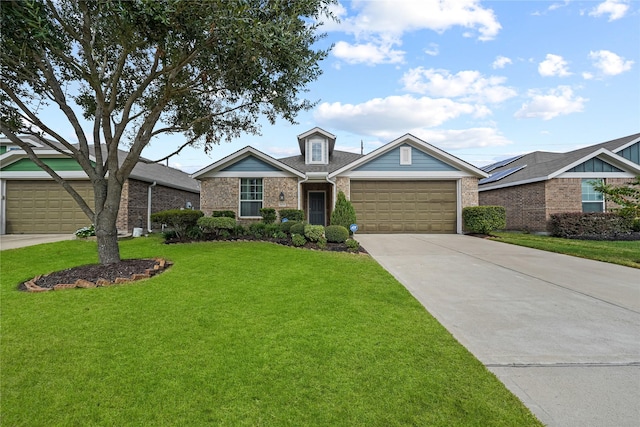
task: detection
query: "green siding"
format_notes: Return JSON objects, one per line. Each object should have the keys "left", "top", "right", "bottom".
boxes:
{"left": 568, "top": 158, "right": 623, "bottom": 173}
{"left": 1, "top": 157, "right": 85, "bottom": 172}
{"left": 354, "top": 144, "right": 458, "bottom": 172}
{"left": 221, "top": 155, "right": 281, "bottom": 172}
{"left": 0, "top": 146, "right": 6, "bottom": 155}
{"left": 618, "top": 142, "right": 639, "bottom": 165}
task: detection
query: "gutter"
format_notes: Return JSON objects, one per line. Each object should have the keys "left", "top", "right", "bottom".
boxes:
{"left": 147, "top": 181, "right": 156, "bottom": 232}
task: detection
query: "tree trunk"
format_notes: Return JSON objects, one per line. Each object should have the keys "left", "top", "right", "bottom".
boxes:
{"left": 94, "top": 177, "right": 123, "bottom": 265}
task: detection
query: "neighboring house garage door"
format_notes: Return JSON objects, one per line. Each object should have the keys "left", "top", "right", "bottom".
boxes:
{"left": 350, "top": 180, "right": 457, "bottom": 233}
{"left": 5, "top": 180, "right": 94, "bottom": 234}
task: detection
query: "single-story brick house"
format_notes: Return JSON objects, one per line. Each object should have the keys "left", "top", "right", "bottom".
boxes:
{"left": 0, "top": 135, "right": 200, "bottom": 234}
{"left": 478, "top": 132, "right": 640, "bottom": 232}
{"left": 192, "top": 127, "right": 488, "bottom": 234}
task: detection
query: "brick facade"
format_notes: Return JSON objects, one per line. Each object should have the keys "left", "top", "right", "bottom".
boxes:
{"left": 460, "top": 176, "right": 479, "bottom": 208}
{"left": 479, "top": 177, "right": 633, "bottom": 232}
{"left": 116, "top": 179, "right": 200, "bottom": 233}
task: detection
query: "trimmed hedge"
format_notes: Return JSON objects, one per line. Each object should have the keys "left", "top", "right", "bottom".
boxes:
{"left": 290, "top": 221, "right": 306, "bottom": 236}
{"left": 325, "top": 225, "right": 349, "bottom": 243}
{"left": 279, "top": 209, "right": 304, "bottom": 222}
{"left": 212, "top": 210, "right": 236, "bottom": 218}
{"left": 197, "top": 217, "right": 236, "bottom": 234}
{"left": 462, "top": 206, "right": 506, "bottom": 235}
{"left": 304, "top": 224, "right": 325, "bottom": 242}
{"left": 548, "top": 212, "right": 634, "bottom": 238}
{"left": 151, "top": 209, "right": 204, "bottom": 238}
{"left": 260, "top": 208, "right": 277, "bottom": 224}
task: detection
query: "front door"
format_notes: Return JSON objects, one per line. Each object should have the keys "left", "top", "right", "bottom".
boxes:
{"left": 308, "top": 191, "right": 326, "bottom": 225}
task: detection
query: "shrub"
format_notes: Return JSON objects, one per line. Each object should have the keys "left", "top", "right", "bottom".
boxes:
{"left": 290, "top": 221, "right": 306, "bottom": 236}
{"left": 151, "top": 209, "right": 204, "bottom": 238}
{"left": 462, "top": 206, "right": 506, "bottom": 235}
{"left": 249, "top": 222, "right": 267, "bottom": 238}
{"left": 265, "top": 223, "right": 281, "bottom": 238}
{"left": 325, "top": 225, "right": 349, "bottom": 243}
{"left": 212, "top": 210, "right": 236, "bottom": 218}
{"left": 278, "top": 209, "right": 304, "bottom": 222}
{"left": 331, "top": 191, "right": 357, "bottom": 233}
{"left": 197, "top": 216, "right": 236, "bottom": 235}
{"left": 304, "top": 224, "right": 325, "bottom": 242}
{"left": 233, "top": 224, "right": 248, "bottom": 237}
{"left": 273, "top": 230, "right": 287, "bottom": 240}
{"left": 548, "top": 212, "right": 634, "bottom": 238}
{"left": 316, "top": 236, "right": 327, "bottom": 249}
{"left": 280, "top": 220, "right": 298, "bottom": 234}
{"left": 292, "top": 234, "right": 307, "bottom": 247}
{"left": 345, "top": 238, "right": 360, "bottom": 252}
{"left": 74, "top": 224, "right": 95, "bottom": 238}
{"left": 186, "top": 225, "right": 203, "bottom": 240}
{"left": 260, "top": 208, "right": 277, "bottom": 224}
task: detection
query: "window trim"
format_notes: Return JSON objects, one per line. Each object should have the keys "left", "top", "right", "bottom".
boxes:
{"left": 239, "top": 177, "right": 263, "bottom": 218}
{"left": 306, "top": 137, "right": 327, "bottom": 165}
{"left": 400, "top": 146, "right": 412, "bottom": 165}
{"left": 581, "top": 178, "right": 604, "bottom": 213}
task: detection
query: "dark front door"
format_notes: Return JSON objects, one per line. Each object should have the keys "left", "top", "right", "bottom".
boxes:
{"left": 308, "top": 191, "right": 326, "bottom": 225}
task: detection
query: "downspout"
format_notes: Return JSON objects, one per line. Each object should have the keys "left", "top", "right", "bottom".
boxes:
{"left": 147, "top": 181, "right": 156, "bottom": 232}
{"left": 326, "top": 175, "right": 337, "bottom": 211}
{"left": 297, "top": 176, "right": 309, "bottom": 210}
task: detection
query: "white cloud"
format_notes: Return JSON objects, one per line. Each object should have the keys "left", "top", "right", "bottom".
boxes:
{"left": 410, "top": 128, "right": 512, "bottom": 150}
{"left": 515, "top": 86, "right": 587, "bottom": 120}
{"left": 314, "top": 95, "right": 490, "bottom": 138}
{"left": 400, "top": 67, "right": 517, "bottom": 104}
{"left": 424, "top": 43, "right": 439, "bottom": 56}
{"left": 333, "top": 40, "right": 405, "bottom": 65}
{"left": 538, "top": 54, "right": 572, "bottom": 77}
{"left": 329, "top": 0, "right": 501, "bottom": 64}
{"left": 589, "top": 0, "right": 630, "bottom": 21}
{"left": 492, "top": 55, "right": 512, "bottom": 69}
{"left": 588, "top": 50, "right": 634, "bottom": 76}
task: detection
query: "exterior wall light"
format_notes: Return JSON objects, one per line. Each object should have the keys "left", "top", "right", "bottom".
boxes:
{"left": 279, "top": 192, "right": 285, "bottom": 201}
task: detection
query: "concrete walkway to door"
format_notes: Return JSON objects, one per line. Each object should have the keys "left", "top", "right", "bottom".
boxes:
{"left": 357, "top": 234, "right": 640, "bottom": 427}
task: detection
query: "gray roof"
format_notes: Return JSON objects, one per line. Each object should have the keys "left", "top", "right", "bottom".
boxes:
{"left": 278, "top": 150, "right": 365, "bottom": 173}
{"left": 479, "top": 132, "right": 640, "bottom": 190}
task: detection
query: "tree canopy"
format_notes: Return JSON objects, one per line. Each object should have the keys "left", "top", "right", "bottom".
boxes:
{"left": 0, "top": 0, "right": 334, "bottom": 264}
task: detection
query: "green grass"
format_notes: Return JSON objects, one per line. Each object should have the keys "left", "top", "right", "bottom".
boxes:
{"left": 1, "top": 237, "right": 542, "bottom": 426}
{"left": 492, "top": 232, "right": 640, "bottom": 268}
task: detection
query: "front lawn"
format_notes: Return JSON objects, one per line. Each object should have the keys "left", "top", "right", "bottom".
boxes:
{"left": 1, "top": 237, "right": 542, "bottom": 426}
{"left": 491, "top": 232, "right": 640, "bottom": 268}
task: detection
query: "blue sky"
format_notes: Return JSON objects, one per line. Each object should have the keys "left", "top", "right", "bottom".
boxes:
{"left": 37, "top": 1, "right": 640, "bottom": 172}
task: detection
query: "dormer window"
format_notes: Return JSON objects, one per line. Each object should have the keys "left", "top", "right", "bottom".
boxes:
{"left": 306, "top": 136, "right": 327, "bottom": 165}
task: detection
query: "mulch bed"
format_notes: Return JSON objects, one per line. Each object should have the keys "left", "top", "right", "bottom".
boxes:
{"left": 19, "top": 258, "right": 172, "bottom": 292}
{"left": 165, "top": 235, "right": 367, "bottom": 253}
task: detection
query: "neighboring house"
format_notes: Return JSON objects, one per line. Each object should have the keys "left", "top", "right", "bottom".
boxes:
{"left": 0, "top": 135, "right": 200, "bottom": 234}
{"left": 193, "top": 127, "right": 487, "bottom": 234}
{"left": 478, "top": 132, "right": 640, "bottom": 232}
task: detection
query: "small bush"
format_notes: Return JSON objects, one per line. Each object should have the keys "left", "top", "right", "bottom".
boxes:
{"left": 260, "top": 208, "right": 277, "bottom": 224}
{"left": 316, "top": 236, "right": 327, "bottom": 249}
{"left": 265, "top": 223, "right": 281, "bottom": 238}
{"left": 290, "top": 221, "right": 306, "bottom": 236}
{"left": 233, "top": 224, "right": 248, "bottom": 237}
{"left": 292, "top": 234, "right": 307, "bottom": 247}
{"left": 249, "top": 222, "right": 267, "bottom": 238}
{"left": 280, "top": 220, "right": 298, "bottom": 234}
{"left": 279, "top": 209, "right": 304, "bottom": 222}
{"left": 345, "top": 238, "right": 360, "bottom": 252}
{"left": 151, "top": 209, "right": 204, "bottom": 238}
{"left": 186, "top": 225, "right": 203, "bottom": 240}
{"left": 325, "top": 225, "right": 349, "bottom": 243}
{"left": 331, "top": 191, "right": 357, "bottom": 234}
{"left": 197, "top": 217, "right": 236, "bottom": 235}
{"left": 462, "top": 206, "right": 506, "bottom": 235}
{"left": 548, "top": 212, "right": 634, "bottom": 238}
{"left": 212, "top": 210, "right": 236, "bottom": 218}
{"left": 74, "top": 224, "right": 95, "bottom": 238}
{"left": 304, "top": 224, "right": 325, "bottom": 242}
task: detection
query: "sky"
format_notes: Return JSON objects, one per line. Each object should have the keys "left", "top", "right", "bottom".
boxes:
{"left": 30, "top": 0, "right": 640, "bottom": 173}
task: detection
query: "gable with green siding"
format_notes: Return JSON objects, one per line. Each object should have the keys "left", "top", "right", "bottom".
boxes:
{"left": 1, "top": 157, "right": 86, "bottom": 172}
{"left": 617, "top": 142, "right": 639, "bottom": 165}
{"left": 354, "top": 144, "right": 458, "bottom": 172}
{"left": 568, "top": 157, "right": 623, "bottom": 173}
{"left": 221, "top": 155, "right": 282, "bottom": 172}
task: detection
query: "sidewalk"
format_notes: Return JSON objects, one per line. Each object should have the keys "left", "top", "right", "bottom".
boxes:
{"left": 0, "top": 234, "right": 75, "bottom": 250}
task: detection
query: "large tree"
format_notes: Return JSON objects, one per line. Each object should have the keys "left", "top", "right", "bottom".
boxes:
{"left": 0, "top": 0, "right": 333, "bottom": 264}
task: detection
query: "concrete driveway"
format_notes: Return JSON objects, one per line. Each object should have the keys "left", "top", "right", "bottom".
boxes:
{"left": 357, "top": 234, "right": 640, "bottom": 427}
{"left": 0, "top": 234, "right": 75, "bottom": 250}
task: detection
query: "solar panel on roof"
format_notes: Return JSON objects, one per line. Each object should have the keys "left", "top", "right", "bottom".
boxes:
{"left": 481, "top": 154, "right": 525, "bottom": 173}
{"left": 479, "top": 164, "right": 527, "bottom": 185}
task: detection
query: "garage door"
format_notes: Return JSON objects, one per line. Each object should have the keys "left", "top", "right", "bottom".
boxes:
{"left": 350, "top": 180, "right": 457, "bottom": 233}
{"left": 5, "top": 181, "right": 94, "bottom": 234}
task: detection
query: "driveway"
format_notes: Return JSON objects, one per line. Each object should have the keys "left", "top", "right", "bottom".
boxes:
{"left": 0, "top": 234, "right": 75, "bottom": 250}
{"left": 357, "top": 234, "right": 640, "bottom": 427}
